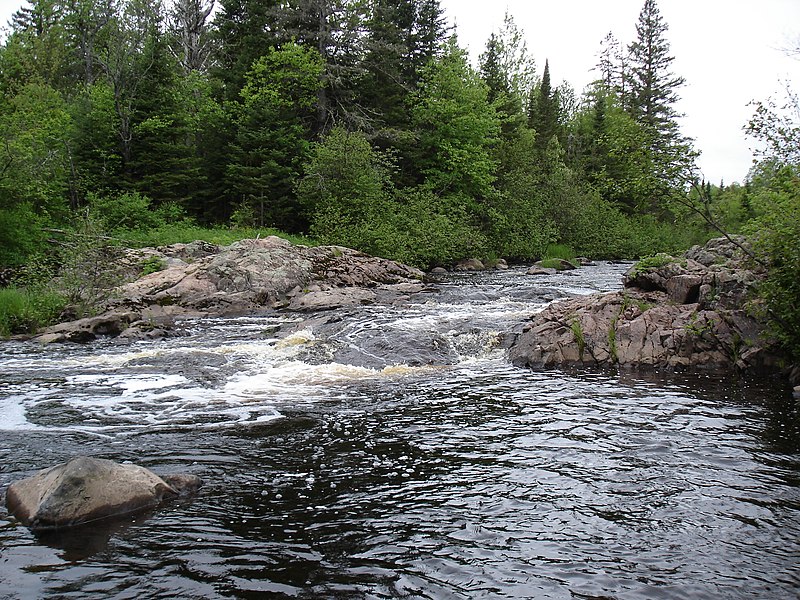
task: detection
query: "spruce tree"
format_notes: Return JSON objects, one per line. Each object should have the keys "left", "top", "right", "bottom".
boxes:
{"left": 626, "top": 0, "right": 695, "bottom": 200}
{"left": 528, "top": 59, "right": 560, "bottom": 152}
{"left": 211, "top": 0, "right": 281, "bottom": 100}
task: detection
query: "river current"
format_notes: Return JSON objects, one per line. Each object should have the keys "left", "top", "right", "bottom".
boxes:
{"left": 1, "top": 264, "right": 798, "bottom": 599}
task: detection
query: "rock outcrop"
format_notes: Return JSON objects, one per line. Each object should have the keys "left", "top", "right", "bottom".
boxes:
{"left": 5, "top": 456, "right": 202, "bottom": 531}
{"left": 34, "top": 237, "right": 425, "bottom": 342}
{"left": 509, "top": 237, "right": 786, "bottom": 375}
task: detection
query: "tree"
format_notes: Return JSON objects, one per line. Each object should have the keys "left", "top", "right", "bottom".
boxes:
{"left": 411, "top": 37, "right": 499, "bottom": 201}
{"left": 3, "top": 0, "right": 72, "bottom": 91}
{"left": 167, "top": 0, "right": 215, "bottom": 74}
{"left": 274, "top": 0, "right": 371, "bottom": 133}
{"left": 408, "top": 0, "right": 447, "bottom": 79}
{"left": 64, "top": 0, "right": 117, "bottom": 86}
{"left": 743, "top": 84, "right": 800, "bottom": 362}
{"left": 360, "top": 0, "right": 427, "bottom": 135}
{"left": 746, "top": 83, "right": 800, "bottom": 167}
{"left": 626, "top": 0, "right": 696, "bottom": 203}
{"left": 528, "top": 59, "right": 560, "bottom": 152}
{"left": 479, "top": 13, "right": 535, "bottom": 138}
{"left": 298, "top": 126, "right": 397, "bottom": 254}
{"left": 226, "top": 43, "right": 324, "bottom": 230}
{"left": 211, "top": 0, "right": 281, "bottom": 99}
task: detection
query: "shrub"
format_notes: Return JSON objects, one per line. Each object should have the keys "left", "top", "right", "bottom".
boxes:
{"left": 0, "top": 203, "right": 47, "bottom": 268}
{"left": 88, "top": 191, "right": 158, "bottom": 232}
{"left": 140, "top": 256, "right": 165, "bottom": 276}
{"left": 745, "top": 164, "right": 800, "bottom": 362}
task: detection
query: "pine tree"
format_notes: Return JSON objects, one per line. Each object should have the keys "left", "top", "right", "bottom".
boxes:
{"left": 408, "top": 0, "right": 447, "bottom": 81}
{"left": 356, "top": 0, "right": 417, "bottom": 134}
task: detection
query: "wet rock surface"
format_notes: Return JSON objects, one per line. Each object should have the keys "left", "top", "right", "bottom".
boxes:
{"left": 509, "top": 237, "right": 788, "bottom": 375}
{"left": 5, "top": 457, "right": 202, "bottom": 531}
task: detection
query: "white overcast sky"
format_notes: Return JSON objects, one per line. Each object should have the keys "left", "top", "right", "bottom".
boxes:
{"left": 1, "top": 0, "right": 798, "bottom": 184}
{"left": 440, "top": 0, "right": 800, "bottom": 185}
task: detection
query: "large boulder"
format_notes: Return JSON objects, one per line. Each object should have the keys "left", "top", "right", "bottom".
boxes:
{"left": 117, "top": 238, "right": 424, "bottom": 312}
{"left": 33, "top": 237, "right": 426, "bottom": 342}
{"left": 509, "top": 237, "right": 786, "bottom": 375}
{"left": 5, "top": 457, "right": 201, "bottom": 531}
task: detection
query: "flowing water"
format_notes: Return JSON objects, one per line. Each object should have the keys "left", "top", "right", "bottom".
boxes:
{"left": 1, "top": 264, "right": 799, "bottom": 599}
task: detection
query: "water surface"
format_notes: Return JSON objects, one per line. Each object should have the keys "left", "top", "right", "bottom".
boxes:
{"left": 1, "top": 264, "right": 798, "bottom": 599}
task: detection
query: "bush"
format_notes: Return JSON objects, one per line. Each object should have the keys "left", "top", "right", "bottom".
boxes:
{"left": 745, "top": 164, "right": 800, "bottom": 362}
{"left": 88, "top": 191, "right": 158, "bottom": 232}
{"left": 0, "top": 287, "right": 66, "bottom": 337}
{"left": 0, "top": 203, "right": 47, "bottom": 268}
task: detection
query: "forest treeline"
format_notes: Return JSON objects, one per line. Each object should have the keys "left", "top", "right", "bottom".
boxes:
{"left": 0, "top": 0, "right": 798, "bottom": 361}
{"left": 0, "top": 0, "right": 730, "bottom": 265}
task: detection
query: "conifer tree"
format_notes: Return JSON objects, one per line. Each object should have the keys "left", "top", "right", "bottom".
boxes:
{"left": 626, "top": 0, "right": 696, "bottom": 199}
{"left": 528, "top": 59, "right": 560, "bottom": 152}
{"left": 212, "top": 0, "right": 281, "bottom": 99}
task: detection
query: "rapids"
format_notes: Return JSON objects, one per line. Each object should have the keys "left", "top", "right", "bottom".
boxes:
{"left": 1, "top": 263, "right": 798, "bottom": 599}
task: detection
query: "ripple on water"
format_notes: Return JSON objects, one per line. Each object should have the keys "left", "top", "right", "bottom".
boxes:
{"left": 0, "top": 264, "right": 799, "bottom": 598}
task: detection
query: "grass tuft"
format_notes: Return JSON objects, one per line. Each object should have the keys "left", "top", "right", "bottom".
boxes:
{"left": 0, "top": 287, "right": 66, "bottom": 337}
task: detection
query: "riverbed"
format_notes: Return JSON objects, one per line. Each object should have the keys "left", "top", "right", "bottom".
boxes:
{"left": 1, "top": 264, "right": 798, "bottom": 599}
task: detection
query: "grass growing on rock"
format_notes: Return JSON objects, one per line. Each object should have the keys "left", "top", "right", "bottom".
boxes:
{"left": 539, "top": 258, "right": 577, "bottom": 270}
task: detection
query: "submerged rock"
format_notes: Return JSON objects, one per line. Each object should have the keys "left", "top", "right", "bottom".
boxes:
{"left": 509, "top": 237, "right": 788, "bottom": 376}
{"left": 5, "top": 457, "right": 201, "bottom": 531}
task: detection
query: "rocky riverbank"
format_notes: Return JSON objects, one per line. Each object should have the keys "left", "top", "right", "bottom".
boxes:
{"left": 34, "top": 236, "right": 425, "bottom": 343}
{"left": 509, "top": 237, "right": 791, "bottom": 378}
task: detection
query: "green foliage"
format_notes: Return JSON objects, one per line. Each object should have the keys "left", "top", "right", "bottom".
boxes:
{"left": 115, "top": 224, "right": 318, "bottom": 248}
{"left": 545, "top": 244, "right": 575, "bottom": 261}
{"left": 0, "top": 81, "right": 72, "bottom": 220}
{"left": 0, "top": 0, "right": 730, "bottom": 279}
{"left": 226, "top": 43, "right": 324, "bottom": 231}
{"left": 299, "top": 127, "right": 396, "bottom": 255}
{"left": 0, "top": 203, "right": 47, "bottom": 267}
{"left": 570, "top": 318, "right": 585, "bottom": 360}
{"left": 140, "top": 256, "right": 166, "bottom": 276}
{"left": 490, "top": 128, "right": 555, "bottom": 260}
{"left": 744, "top": 164, "right": 800, "bottom": 361}
{"left": 629, "top": 253, "right": 676, "bottom": 277}
{"left": 88, "top": 191, "right": 158, "bottom": 232}
{"left": 299, "top": 127, "right": 486, "bottom": 268}
{"left": 529, "top": 59, "right": 561, "bottom": 151}
{"left": 390, "top": 188, "right": 487, "bottom": 267}
{"left": 411, "top": 38, "right": 500, "bottom": 200}
{"left": 0, "top": 286, "right": 66, "bottom": 338}
{"left": 53, "top": 216, "right": 126, "bottom": 315}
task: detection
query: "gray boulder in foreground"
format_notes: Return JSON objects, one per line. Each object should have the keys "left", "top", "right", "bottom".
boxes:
{"left": 509, "top": 237, "right": 789, "bottom": 376}
{"left": 5, "top": 456, "right": 201, "bottom": 531}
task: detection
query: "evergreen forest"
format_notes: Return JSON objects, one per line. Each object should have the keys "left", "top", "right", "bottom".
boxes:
{"left": 0, "top": 0, "right": 798, "bottom": 361}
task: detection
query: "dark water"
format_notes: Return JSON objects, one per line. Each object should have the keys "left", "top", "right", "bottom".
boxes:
{"left": 1, "top": 265, "right": 799, "bottom": 599}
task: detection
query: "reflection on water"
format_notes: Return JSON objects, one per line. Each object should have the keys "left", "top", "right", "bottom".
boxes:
{"left": 1, "top": 265, "right": 799, "bottom": 599}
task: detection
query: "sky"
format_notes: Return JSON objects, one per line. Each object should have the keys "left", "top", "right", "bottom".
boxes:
{"left": 0, "top": 0, "right": 797, "bottom": 184}
{"left": 439, "top": 0, "right": 800, "bottom": 185}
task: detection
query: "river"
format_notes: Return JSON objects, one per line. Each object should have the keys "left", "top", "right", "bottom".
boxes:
{"left": 1, "top": 263, "right": 799, "bottom": 599}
